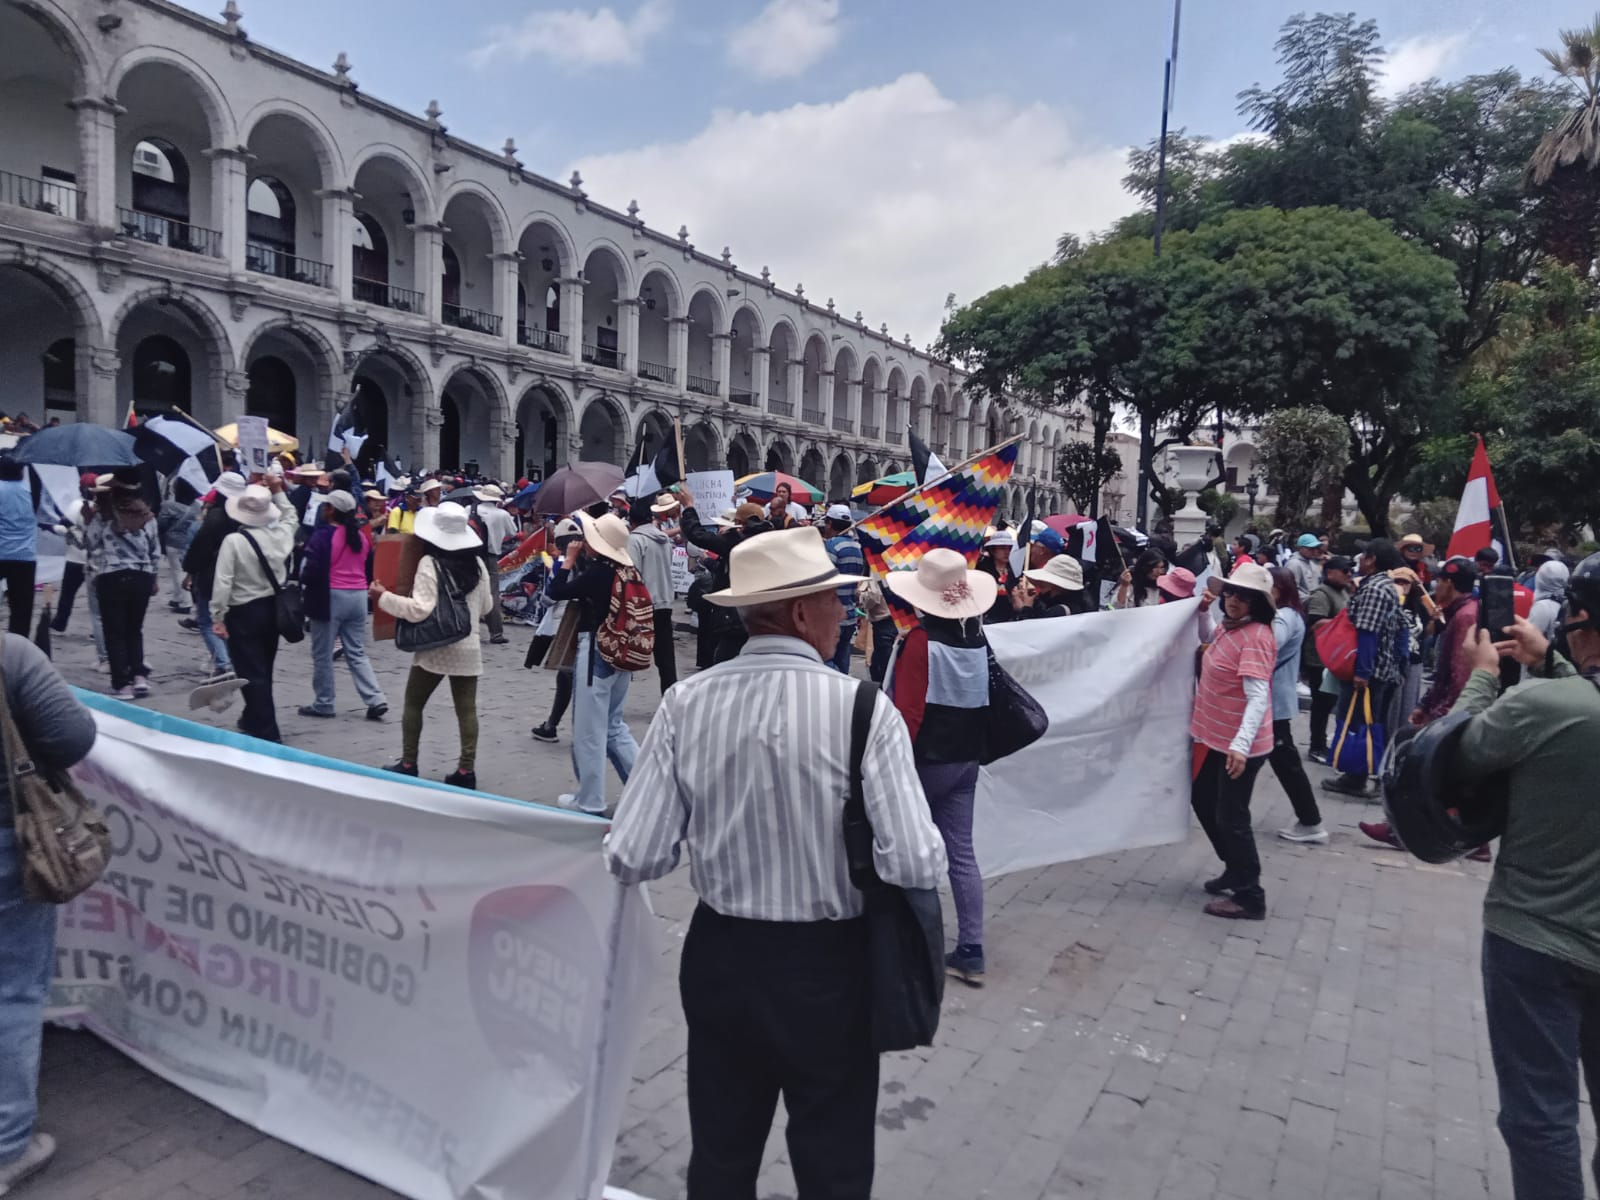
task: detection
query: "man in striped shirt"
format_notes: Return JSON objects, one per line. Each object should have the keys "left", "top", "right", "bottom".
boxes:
{"left": 606, "top": 527, "right": 947, "bottom": 1200}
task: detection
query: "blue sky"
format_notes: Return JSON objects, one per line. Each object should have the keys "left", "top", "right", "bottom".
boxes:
{"left": 219, "top": 0, "right": 1580, "bottom": 340}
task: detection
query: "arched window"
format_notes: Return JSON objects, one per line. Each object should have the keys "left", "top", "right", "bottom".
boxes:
{"left": 246, "top": 356, "right": 297, "bottom": 438}
{"left": 352, "top": 213, "right": 388, "bottom": 284}
{"left": 247, "top": 178, "right": 296, "bottom": 252}
{"left": 43, "top": 338, "right": 75, "bottom": 417}
{"left": 546, "top": 284, "right": 560, "bottom": 332}
{"left": 132, "top": 335, "right": 191, "bottom": 415}
{"left": 130, "top": 138, "right": 189, "bottom": 223}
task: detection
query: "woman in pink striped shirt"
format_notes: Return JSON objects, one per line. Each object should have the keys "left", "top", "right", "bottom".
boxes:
{"left": 1191, "top": 562, "right": 1278, "bottom": 920}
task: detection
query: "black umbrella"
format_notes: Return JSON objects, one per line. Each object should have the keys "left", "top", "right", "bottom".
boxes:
{"left": 532, "top": 462, "right": 625, "bottom": 516}
{"left": 11, "top": 424, "right": 139, "bottom": 468}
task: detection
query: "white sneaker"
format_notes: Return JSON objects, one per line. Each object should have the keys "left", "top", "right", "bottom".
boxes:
{"left": 132, "top": 675, "right": 150, "bottom": 698}
{"left": 1278, "top": 822, "right": 1330, "bottom": 845}
{"left": 555, "top": 793, "right": 605, "bottom": 816}
{"left": 110, "top": 685, "right": 135, "bottom": 701}
{"left": 0, "top": 1132, "right": 57, "bottom": 1195}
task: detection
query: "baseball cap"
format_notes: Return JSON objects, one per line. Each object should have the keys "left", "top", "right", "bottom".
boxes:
{"left": 826, "top": 504, "right": 853, "bottom": 523}
{"left": 1438, "top": 557, "right": 1478, "bottom": 590}
{"left": 1323, "top": 555, "right": 1355, "bottom": 574}
{"left": 1295, "top": 534, "right": 1320, "bottom": 549}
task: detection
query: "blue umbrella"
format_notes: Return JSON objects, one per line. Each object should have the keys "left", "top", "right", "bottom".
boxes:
{"left": 512, "top": 481, "right": 541, "bottom": 509}
{"left": 10, "top": 424, "right": 139, "bottom": 468}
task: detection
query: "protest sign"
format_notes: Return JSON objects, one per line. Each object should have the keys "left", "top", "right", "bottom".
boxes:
{"left": 235, "top": 415, "right": 272, "bottom": 476}
{"left": 50, "top": 696, "right": 657, "bottom": 1200}
{"left": 975, "top": 600, "right": 1200, "bottom": 877}
{"left": 684, "top": 470, "right": 734, "bottom": 521}
{"left": 670, "top": 546, "right": 691, "bottom": 597}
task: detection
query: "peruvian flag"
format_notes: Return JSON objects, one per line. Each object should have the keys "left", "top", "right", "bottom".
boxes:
{"left": 1445, "top": 435, "right": 1510, "bottom": 563}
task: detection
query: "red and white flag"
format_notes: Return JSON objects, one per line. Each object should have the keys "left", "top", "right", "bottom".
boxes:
{"left": 1445, "top": 435, "right": 1506, "bottom": 562}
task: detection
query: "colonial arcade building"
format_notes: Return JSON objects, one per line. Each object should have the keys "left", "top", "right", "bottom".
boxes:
{"left": 0, "top": 0, "right": 1067, "bottom": 513}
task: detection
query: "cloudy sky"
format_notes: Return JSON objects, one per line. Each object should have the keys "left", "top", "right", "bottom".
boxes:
{"left": 223, "top": 0, "right": 1572, "bottom": 343}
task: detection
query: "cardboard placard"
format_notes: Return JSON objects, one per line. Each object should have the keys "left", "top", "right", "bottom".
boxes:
{"left": 684, "top": 470, "right": 735, "bottom": 522}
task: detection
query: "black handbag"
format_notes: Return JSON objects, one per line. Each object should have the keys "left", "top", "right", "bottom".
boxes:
{"left": 842, "top": 681, "right": 946, "bottom": 1053}
{"left": 980, "top": 645, "right": 1048, "bottom": 765}
{"left": 395, "top": 557, "right": 474, "bottom": 654}
{"left": 239, "top": 530, "right": 305, "bottom": 644}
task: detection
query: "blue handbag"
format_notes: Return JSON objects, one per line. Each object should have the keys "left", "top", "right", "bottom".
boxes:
{"left": 1331, "top": 688, "right": 1386, "bottom": 776}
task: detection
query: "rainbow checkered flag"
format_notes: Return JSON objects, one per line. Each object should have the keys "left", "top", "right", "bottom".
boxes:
{"left": 857, "top": 440, "right": 1019, "bottom": 632}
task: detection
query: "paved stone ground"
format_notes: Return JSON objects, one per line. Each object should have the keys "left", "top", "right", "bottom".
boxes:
{"left": 26, "top": 584, "right": 1600, "bottom": 1200}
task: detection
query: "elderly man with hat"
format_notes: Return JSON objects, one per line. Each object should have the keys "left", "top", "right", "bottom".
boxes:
{"left": 550, "top": 511, "right": 641, "bottom": 815}
{"left": 627, "top": 494, "right": 679, "bottom": 692}
{"left": 209, "top": 476, "right": 295, "bottom": 741}
{"left": 1287, "top": 533, "right": 1323, "bottom": 602}
{"left": 606, "top": 527, "right": 946, "bottom": 1199}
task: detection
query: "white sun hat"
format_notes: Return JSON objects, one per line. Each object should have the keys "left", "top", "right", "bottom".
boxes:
{"left": 705, "top": 527, "right": 866, "bottom": 607}
{"left": 883, "top": 548, "right": 997, "bottom": 619}
{"left": 414, "top": 501, "right": 481, "bottom": 552}
{"left": 225, "top": 484, "right": 280, "bottom": 529}
{"left": 212, "top": 471, "right": 248, "bottom": 500}
{"left": 1223, "top": 561, "right": 1277, "bottom": 609}
{"left": 650, "top": 492, "right": 681, "bottom": 515}
{"left": 576, "top": 511, "right": 633, "bottom": 567}
{"left": 1024, "top": 554, "right": 1085, "bottom": 592}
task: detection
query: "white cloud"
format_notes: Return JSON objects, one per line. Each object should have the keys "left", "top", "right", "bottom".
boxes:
{"left": 470, "top": 0, "right": 669, "bottom": 69}
{"left": 569, "top": 74, "right": 1135, "bottom": 346}
{"left": 727, "top": 0, "right": 841, "bottom": 79}
{"left": 1378, "top": 31, "right": 1471, "bottom": 97}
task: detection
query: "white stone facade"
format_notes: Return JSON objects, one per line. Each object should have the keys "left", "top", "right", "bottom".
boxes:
{"left": 0, "top": 0, "right": 1069, "bottom": 511}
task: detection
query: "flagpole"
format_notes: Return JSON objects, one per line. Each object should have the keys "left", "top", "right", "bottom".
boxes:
{"left": 673, "top": 418, "right": 686, "bottom": 497}
{"left": 854, "top": 432, "right": 1025, "bottom": 528}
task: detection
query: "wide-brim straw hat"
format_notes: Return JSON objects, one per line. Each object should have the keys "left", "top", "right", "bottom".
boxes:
{"left": 474, "top": 484, "right": 506, "bottom": 502}
{"left": 713, "top": 507, "right": 739, "bottom": 529}
{"left": 1024, "top": 554, "right": 1084, "bottom": 592}
{"left": 577, "top": 511, "right": 633, "bottom": 567}
{"left": 706, "top": 527, "right": 865, "bottom": 607}
{"left": 225, "top": 484, "right": 279, "bottom": 528}
{"left": 414, "top": 501, "right": 481, "bottom": 552}
{"left": 650, "top": 492, "right": 681, "bottom": 515}
{"left": 417, "top": 479, "right": 444, "bottom": 495}
{"left": 290, "top": 464, "right": 326, "bottom": 481}
{"left": 1223, "top": 561, "right": 1277, "bottom": 608}
{"left": 884, "top": 548, "right": 997, "bottom": 619}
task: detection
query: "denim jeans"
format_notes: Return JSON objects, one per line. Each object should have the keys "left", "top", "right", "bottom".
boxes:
{"left": 195, "top": 595, "right": 231, "bottom": 673}
{"left": 568, "top": 634, "right": 639, "bottom": 813}
{"left": 1482, "top": 931, "right": 1600, "bottom": 1200}
{"left": 0, "top": 826, "right": 55, "bottom": 1163}
{"left": 309, "top": 588, "right": 386, "bottom": 712}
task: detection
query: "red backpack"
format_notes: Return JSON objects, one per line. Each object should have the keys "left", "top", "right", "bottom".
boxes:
{"left": 596, "top": 564, "right": 656, "bottom": 671}
{"left": 1314, "top": 608, "right": 1359, "bottom": 682}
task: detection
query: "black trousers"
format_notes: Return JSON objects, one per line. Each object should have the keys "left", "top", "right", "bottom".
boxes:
{"left": 1190, "top": 748, "right": 1267, "bottom": 911}
{"left": 680, "top": 903, "right": 877, "bottom": 1199}
{"left": 1308, "top": 687, "right": 1337, "bottom": 752}
{"left": 653, "top": 608, "right": 677, "bottom": 692}
{"left": 52, "top": 561, "right": 84, "bottom": 632}
{"left": 96, "top": 570, "right": 151, "bottom": 689}
{"left": 712, "top": 627, "right": 748, "bottom": 665}
{"left": 1268, "top": 718, "right": 1321, "bottom": 827}
{"left": 0, "top": 558, "right": 35, "bottom": 636}
{"left": 226, "top": 596, "right": 281, "bottom": 742}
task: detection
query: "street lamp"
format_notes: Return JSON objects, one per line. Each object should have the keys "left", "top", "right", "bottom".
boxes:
{"left": 1246, "top": 473, "right": 1259, "bottom": 516}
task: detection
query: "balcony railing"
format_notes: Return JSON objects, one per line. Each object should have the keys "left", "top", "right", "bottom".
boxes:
{"left": 582, "top": 343, "right": 626, "bottom": 371}
{"left": 354, "top": 276, "right": 424, "bottom": 313}
{"left": 861, "top": 424, "right": 881, "bottom": 439}
{"left": 638, "top": 359, "right": 676, "bottom": 385}
{"left": 687, "top": 373, "right": 718, "bottom": 397}
{"left": 246, "top": 242, "right": 332, "bottom": 289}
{"left": 443, "top": 303, "right": 503, "bottom": 337}
{"left": 832, "top": 416, "right": 854, "bottom": 433}
{"left": 769, "top": 399, "right": 794, "bottom": 417}
{"left": 802, "top": 408, "right": 826, "bottom": 424}
{"left": 887, "top": 430, "right": 904, "bottom": 445}
{"left": 730, "top": 390, "right": 757, "bottom": 407}
{"left": 518, "top": 324, "right": 569, "bottom": 356}
{"left": 0, "top": 170, "right": 81, "bottom": 219}
{"left": 117, "top": 207, "right": 221, "bottom": 257}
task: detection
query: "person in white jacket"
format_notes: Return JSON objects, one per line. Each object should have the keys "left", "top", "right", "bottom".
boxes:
{"left": 210, "top": 479, "right": 295, "bottom": 740}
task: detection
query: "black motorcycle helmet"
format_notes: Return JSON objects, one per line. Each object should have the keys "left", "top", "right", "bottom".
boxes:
{"left": 1382, "top": 712, "right": 1509, "bottom": 864}
{"left": 1562, "top": 551, "right": 1600, "bottom": 636}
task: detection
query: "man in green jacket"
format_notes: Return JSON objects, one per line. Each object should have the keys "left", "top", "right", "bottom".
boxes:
{"left": 1451, "top": 551, "right": 1600, "bottom": 1200}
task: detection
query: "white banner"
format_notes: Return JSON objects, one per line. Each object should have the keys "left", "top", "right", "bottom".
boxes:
{"left": 684, "top": 470, "right": 735, "bottom": 521}
{"left": 976, "top": 600, "right": 1200, "bottom": 877}
{"left": 48, "top": 696, "right": 657, "bottom": 1200}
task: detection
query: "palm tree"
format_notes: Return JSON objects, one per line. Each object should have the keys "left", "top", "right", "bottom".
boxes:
{"left": 1529, "top": 15, "right": 1600, "bottom": 268}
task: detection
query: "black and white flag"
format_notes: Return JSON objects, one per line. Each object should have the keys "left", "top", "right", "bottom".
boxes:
{"left": 622, "top": 438, "right": 681, "bottom": 500}
{"left": 133, "top": 416, "right": 221, "bottom": 503}
{"left": 909, "top": 427, "right": 947, "bottom": 485}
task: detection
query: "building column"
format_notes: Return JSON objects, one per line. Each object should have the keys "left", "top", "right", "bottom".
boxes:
{"left": 492, "top": 251, "right": 520, "bottom": 345}
{"left": 414, "top": 223, "right": 445, "bottom": 324}
{"left": 843, "top": 376, "right": 862, "bottom": 428}
{"left": 205, "top": 146, "right": 252, "bottom": 271}
{"left": 713, "top": 333, "right": 731, "bottom": 401}
{"left": 668, "top": 316, "right": 690, "bottom": 391}
{"left": 420, "top": 404, "right": 444, "bottom": 470}
{"left": 494, "top": 426, "right": 516, "bottom": 484}
{"left": 818, "top": 370, "right": 835, "bottom": 427}
{"left": 85, "top": 347, "right": 119, "bottom": 428}
{"left": 69, "top": 96, "right": 122, "bottom": 229}
{"left": 560, "top": 277, "right": 585, "bottom": 365}
{"left": 219, "top": 369, "right": 249, "bottom": 428}
{"left": 618, "top": 297, "right": 640, "bottom": 374}
{"left": 786, "top": 358, "right": 803, "bottom": 413}
{"left": 751, "top": 347, "right": 770, "bottom": 410}
{"left": 317, "top": 187, "right": 356, "bottom": 301}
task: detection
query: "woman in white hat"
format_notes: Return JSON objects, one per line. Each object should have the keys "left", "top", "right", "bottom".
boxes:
{"left": 298, "top": 489, "right": 388, "bottom": 723}
{"left": 976, "top": 529, "right": 1018, "bottom": 623}
{"left": 371, "top": 502, "right": 493, "bottom": 788}
{"left": 210, "top": 478, "right": 296, "bottom": 739}
{"left": 884, "top": 548, "right": 998, "bottom": 986}
{"left": 1190, "top": 561, "right": 1278, "bottom": 921}
{"left": 1014, "top": 553, "right": 1091, "bottom": 618}
{"left": 547, "top": 511, "right": 641, "bottom": 815}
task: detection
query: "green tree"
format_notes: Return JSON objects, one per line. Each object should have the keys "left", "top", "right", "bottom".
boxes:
{"left": 1055, "top": 441, "right": 1122, "bottom": 515}
{"left": 1528, "top": 16, "right": 1600, "bottom": 269}
{"left": 1256, "top": 407, "right": 1350, "bottom": 529}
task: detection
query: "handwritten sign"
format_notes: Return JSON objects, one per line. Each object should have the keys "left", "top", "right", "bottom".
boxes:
{"left": 684, "top": 470, "right": 735, "bottom": 522}
{"left": 235, "top": 415, "right": 271, "bottom": 476}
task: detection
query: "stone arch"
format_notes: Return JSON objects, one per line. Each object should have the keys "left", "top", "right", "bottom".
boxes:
{"left": 800, "top": 332, "right": 829, "bottom": 423}
{"left": 859, "top": 355, "right": 883, "bottom": 437}
{"left": 683, "top": 420, "right": 722, "bottom": 473}
{"left": 239, "top": 317, "right": 341, "bottom": 443}
{"left": 514, "top": 213, "right": 580, "bottom": 277}
{"left": 831, "top": 343, "right": 858, "bottom": 426}
{"left": 515, "top": 381, "right": 574, "bottom": 481}
{"left": 347, "top": 342, "right": 433, "bottom": 470}
{"left": 798, "top": 444, "right": 827, "bottom": 491}
{"left": 685, "top": 286, "right": 724, "bottom": 393}
{"left": 240, "top": 100, "right": 344, "bottom": 186}
{"left": 438, "top": 180, "right": 512, "bottom": 256}
{"left": 8, "top": 2, "right": 94, "bottom": 94}
{"left": 909, "top": 375, "right": 929, "bottom": 441}
{"left": 0, "top": 252, "right": 104, "bottom": 424}
{"left": 347, "top": 144, "right": 436, "bottom": 223}
{"left": 766, "top": 438, "right": 796, "bottom": 475}
{"left": 578, "top": 238, "right": 636, "bottom": 296}
{"left": 439, "top": 361, "right": 511, "bottom": 477}
{"left": 884, "top": 365, "right": 908, "bottom": 439}
{"left": 0, "top": 250, "right": 103, "bottom": 348}
{"left": 110, "top": 287, "right": 235, "bottom": 424}
{"left": 635, "top": 263, "right": 683, "bottom": 383}
{"left": 728, "top": 299, "right": 766, "bottom": 342}
{"left": 108, "top": 45, "right": 235, "bottom": 147}
{"left": 441, "top": 188, "right": 509, "bottom": 332}
{"left": 578, "top": 391, "right": 626, "bottom": 465}
{"left": 579, "top": 243, "right": 631, "bottom": 370}
{"left": 828, "top": 451, "right": 854, "bottom": 504}
{"left": 856, "top": 456, "right": 880, "bottom": 486}
{"left": 766, "top": 318, "right": 799, "bottom": 414}
{"left": 727, "top": 429, "right": 760, "bottom": 477}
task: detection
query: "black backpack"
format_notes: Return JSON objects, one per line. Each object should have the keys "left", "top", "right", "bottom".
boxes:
{"left": 238, "top": 531, "right": 305, "bottom": 644}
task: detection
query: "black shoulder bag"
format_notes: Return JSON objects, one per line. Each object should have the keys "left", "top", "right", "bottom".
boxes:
{"left": 981, "top": 645, "right": 1049, "bottom": 765}
{"left": 239, "top": 530, "right": 305, "bottom": 644}
{"left": 842, "top": 681, "right": 946, "bottom": 1052}
{"left": 395, "top": 557, "right": 474, "bottom": 654}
